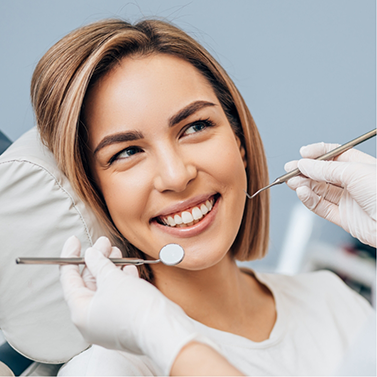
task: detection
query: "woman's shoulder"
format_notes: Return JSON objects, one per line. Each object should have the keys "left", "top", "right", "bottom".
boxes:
{"left": 58, "top": 345, "right": 161, "bottom": 376}
{"left": 253, "top": 269, "right": 373, "bottom": 319}
{"left": 243, "top": 267, "right": 344, "bottom": 292}
{"left": 257, "top": 269, "right": 344, "bottom": 292}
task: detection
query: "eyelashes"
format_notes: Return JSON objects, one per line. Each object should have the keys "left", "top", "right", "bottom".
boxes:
{"left": 181, "top": 118, "right": 215, "bottom": 137}
{"left": 108, "top": 118, "right": 216, "bottom": 165}
{"left": 108, "top": 145, "right": 143, "bottom": 165}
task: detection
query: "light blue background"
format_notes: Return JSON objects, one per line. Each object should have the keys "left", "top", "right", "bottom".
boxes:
{"left": 0, "top": 0, "right": 375, "bottom": 269}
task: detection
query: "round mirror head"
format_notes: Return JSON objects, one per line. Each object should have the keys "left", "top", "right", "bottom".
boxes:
{"left": 159, "top": 244, "right": 185, "bottom": 266}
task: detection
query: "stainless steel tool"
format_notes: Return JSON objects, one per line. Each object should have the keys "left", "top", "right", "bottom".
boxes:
{"left": 16, "top": 243, "right": 185, "bottom": 267}
{"left": 246, "top": 128, "right": 377, "bottom": 200}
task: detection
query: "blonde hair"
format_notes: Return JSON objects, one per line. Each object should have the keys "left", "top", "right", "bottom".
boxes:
{"left": 31, "top": 19, "right": 269, "bottom": 281}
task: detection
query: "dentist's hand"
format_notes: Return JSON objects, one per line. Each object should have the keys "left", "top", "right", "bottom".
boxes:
{"left": 59, "top": 236, "right": 224, "bottom": 376}
{"left": 285, "top": 143, "right": 376, "bottom": 247}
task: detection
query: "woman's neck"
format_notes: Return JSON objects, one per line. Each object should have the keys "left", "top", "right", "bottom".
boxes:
{"left": 151, "top": 254, "right": 276, "bottom": 341}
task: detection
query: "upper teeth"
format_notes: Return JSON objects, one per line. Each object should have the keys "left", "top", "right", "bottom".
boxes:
{"left": 160, "top": 198, "right": 214, "bottom": 227}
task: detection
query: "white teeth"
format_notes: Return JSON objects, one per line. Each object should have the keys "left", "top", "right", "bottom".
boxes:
{"left": 159, "top": 197, "right": 216, "bottom": 227}
{"left": 167, "top": 216, "right": 176, "bottom": 227}
{"left": 174, "top": 214, "right": 183, "bottom": 225}
{"left": 200, "top": 203, "right": 208, "bottom": 215}
{"left": 205, "top": 200, "right": 213, "bottom": 211}
{"left": 192, "top": 206, "right": 203, "bottom": 220}
{"left": 181, "top": 211, "right": 193, "bottom": 224}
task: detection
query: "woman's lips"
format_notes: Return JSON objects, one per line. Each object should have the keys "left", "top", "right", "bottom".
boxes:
{"left": 151, "top": 195, "right": 220, "bottom": 238}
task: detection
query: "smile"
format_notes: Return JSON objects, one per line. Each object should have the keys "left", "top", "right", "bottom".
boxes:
{"left": 156, "top": 195, "right": 218, "bottom": 228}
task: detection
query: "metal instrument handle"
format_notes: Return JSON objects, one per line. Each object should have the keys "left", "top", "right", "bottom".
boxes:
{"left": 246, "top": 128, "right": 376, "bottom": 200}
{"left": 16, "top": 257, "right": 160, "bottom": 266}
{"left": 275, "top": 128, "right": 377, "bottom": 185}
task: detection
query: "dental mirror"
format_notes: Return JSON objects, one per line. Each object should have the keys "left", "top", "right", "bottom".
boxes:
{"left": 16, "top": 243, "right": 185, "bottom": 267}
{"left": 159, "top": 244, "right": 185, "bottom": 266}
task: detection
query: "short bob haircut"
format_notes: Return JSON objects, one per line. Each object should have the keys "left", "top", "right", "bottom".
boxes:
{"left": 31, "top": 18, "right": 269, "bottom": 281}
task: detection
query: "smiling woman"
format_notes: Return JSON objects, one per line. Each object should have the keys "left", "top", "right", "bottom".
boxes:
{"left": 30, "top": 18, "right": 374, "bottom": 377}
{"left": 31, "top": 19, "right": 269, "bottom": 281}
{"left": 83, "top": 53, "right": 250, "bottom": 275}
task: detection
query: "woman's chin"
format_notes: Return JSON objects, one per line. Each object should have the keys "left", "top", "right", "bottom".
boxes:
{"left": 173, "top": 250, "right": 231, "bottom": 271}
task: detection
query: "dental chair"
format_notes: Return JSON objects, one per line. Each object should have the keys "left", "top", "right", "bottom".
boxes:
{"left": 0, "top": 127, "right": 106, "bottom": 375}
{"left": 0, "top": 130, "right": 11, "bottom": 155}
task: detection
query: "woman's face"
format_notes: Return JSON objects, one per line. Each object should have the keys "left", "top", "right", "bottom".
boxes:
{"left": 84, "top": 54, "right": 247, "bottom": 270}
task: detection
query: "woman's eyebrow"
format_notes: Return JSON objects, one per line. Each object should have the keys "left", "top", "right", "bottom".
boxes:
{"left": 93, "top": 101, "right": 216, "bottom": 155}
{"left": 93, "top": 130, "right": 143, "bottom": 155}
{"left": 168, "top": 100, "right": 216, "bottom": 127}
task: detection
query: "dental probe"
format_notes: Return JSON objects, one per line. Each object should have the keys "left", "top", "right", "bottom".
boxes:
{"left": 245, "top": 128, "right": 377, "bottom": 200}
{"left": 16, "top": 243, "right": 185, "bottom": 267}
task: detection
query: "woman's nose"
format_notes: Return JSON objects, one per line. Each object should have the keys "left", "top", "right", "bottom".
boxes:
{"left": 153, "top": 148, "right": 197, "bottom": 193}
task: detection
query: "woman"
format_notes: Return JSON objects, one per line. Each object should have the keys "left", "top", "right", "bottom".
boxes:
{"left": 31, "top": 19, "right": 374, "bottom": 375}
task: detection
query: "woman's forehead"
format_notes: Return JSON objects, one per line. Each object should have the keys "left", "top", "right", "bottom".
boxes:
{"left": 83, "top": 54, "right": 220, "bottom": 140}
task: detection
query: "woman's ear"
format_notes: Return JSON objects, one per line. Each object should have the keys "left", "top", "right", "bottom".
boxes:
{"left": 236, "top": 136, "right": 247, "bottom": 169}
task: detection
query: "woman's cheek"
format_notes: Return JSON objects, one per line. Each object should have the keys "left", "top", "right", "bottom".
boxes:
{"left": 100, "top": 171, "right": 148, "bottom": 233}
{"left": 202, "top": 137, "right": 247, "bottom": 190}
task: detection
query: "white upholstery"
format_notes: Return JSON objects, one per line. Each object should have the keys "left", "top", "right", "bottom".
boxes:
{"left": 0, "top": 127, "right": 106, "bottom": 363}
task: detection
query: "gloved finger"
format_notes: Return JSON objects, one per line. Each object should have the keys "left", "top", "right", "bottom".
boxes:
{"left": 284, "top": 160, "right": 298, "bottom": 173}
{"left": 82, "top": 237, "right": 114, "bottom": 290}
{"left": 316, "top": 183, "right": 343, "bottom": 205}
{"left": 296, "top": 186, "right": 343, "bottom": 229}
{"left": 299, "top": 142, "right": 340, "bottom": 159}
{"left": 81, "top": 267, "right": 97, "bottom": 291}
{"left": 60, "top": 236, "right": 82, "bottom": 280}
{"left": 92, "top": 236, "right": 113, "bottom": 256}
{"left": 286, "top": 176, "right": 310, "bottom": 190}
{"left": 109, "top": 246, "right": 123, "bottom": 271}
{"left": 300, "top": 142, "right": 376, "bottom": 164}
{"left": 287, "top": 174, "right": 344, "bottom": 205}
{"left": 285, "top": 161, "right": 323, "bottom": 193}
{"left": 84, "top": 247, "right": 121, "bottom": 284}
{"left": 110, "top": 246, "right": 122, "bottom": 259}
{"left": 297, "top": 159, "right": 351, "bottom": 187}
{"left": 303, "top": 180, "right": 343, "bottom": 206}
{"left": 61, "top": 235, "right": 81, "bottom": 258}
{"left": 60, "top": 236, "right": 85, "bottom": 293}
{"left": 122, "top": 265, "right": 140, "bottom": 277}
{"left": 285, "top": 161, "right": 308, "bottom": 192}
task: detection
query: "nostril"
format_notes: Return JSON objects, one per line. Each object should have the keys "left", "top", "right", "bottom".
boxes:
{"left": 154, "top": 160, "right": 197, "bottom": 193}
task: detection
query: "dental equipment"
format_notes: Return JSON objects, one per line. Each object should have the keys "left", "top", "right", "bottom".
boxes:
{"left": 16, "top": 243, "right": 185, "bottom": 267}
{"left": 246, "top": 128, "right": 377, "bottom": 200}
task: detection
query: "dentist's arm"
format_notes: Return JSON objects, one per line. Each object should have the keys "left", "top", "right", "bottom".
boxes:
{"left": 285, "top": 142, "right": 376, "bottom": 247}
{"left": 60, "top": 236, "right": 243, "bottom": 376}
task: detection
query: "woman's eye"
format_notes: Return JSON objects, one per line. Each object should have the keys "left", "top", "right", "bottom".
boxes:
{"left": 183, "top": 119, "right": 215, "bottom": 136}
{"left": 110, "top": 146, "right": 142, "bottom": 163}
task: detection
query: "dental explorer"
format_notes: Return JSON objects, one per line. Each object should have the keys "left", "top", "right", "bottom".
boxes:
{"left": 246, "top": 128, "right": 377, "bottom": 200}
{"left": 16, "top": 243, "right": 185, "bottom": 267}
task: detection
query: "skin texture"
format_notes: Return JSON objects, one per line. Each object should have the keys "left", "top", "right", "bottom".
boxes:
{"left": 171, "top": 341, "right": 244, "bottom": 376}
{"left": 84, "top": 54, "right": 276, "bottom": 342}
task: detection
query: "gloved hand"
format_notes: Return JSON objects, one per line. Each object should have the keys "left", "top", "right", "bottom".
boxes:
{"left": 60, "top": 236, "right": 217, "bottom": 375}
{"left": 285, "top": 142, "right": 376, "bottom": 247}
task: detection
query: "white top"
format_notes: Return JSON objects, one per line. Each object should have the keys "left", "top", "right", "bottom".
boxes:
{"left": 58, "top": 270, "right": 374, "bottom": 376}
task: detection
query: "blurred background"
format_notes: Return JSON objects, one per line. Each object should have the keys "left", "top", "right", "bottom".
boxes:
{"left": 0, "top": 0, "right": 375, "bottom": 281}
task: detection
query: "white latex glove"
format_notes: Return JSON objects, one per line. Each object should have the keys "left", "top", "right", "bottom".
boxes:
{"left": 285, "top": 142, "right": 376, "bottom": 247}
{"left": 60, "top": 236, "right": 217, "bottom": 376}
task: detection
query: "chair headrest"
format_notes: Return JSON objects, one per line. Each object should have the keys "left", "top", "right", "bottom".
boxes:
{"left": 0, "top": 127, "right": 106, "bottom": 363}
